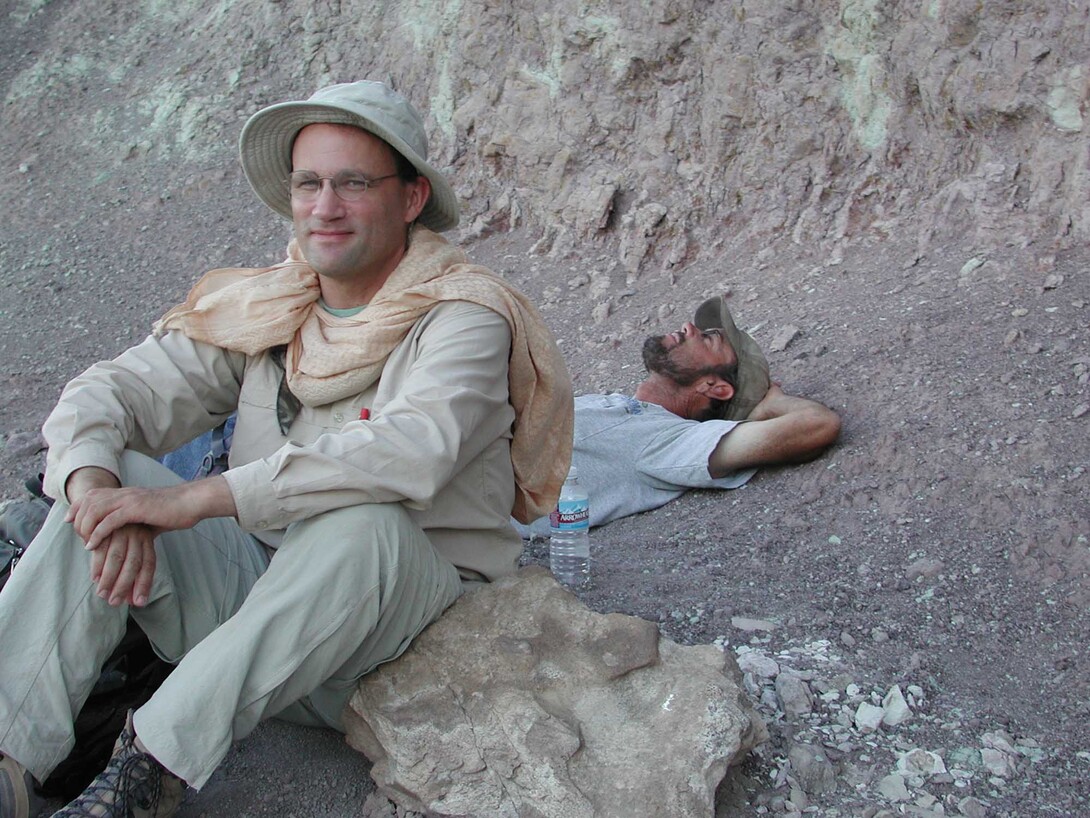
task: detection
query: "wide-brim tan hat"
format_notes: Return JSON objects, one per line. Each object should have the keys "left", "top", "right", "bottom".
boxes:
{"left": 238, "top": 80, "right": 459, "bottom": 232}
{"left": 693, "top": 295, "right": 771, "bottom": 421}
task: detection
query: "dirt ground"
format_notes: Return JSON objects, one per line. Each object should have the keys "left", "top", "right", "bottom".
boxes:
{"left": 2, "top": 212, "right": 1087, "bottom": 815}
{"left": 1, "top": 49, "right": 1088, "bottom": 818}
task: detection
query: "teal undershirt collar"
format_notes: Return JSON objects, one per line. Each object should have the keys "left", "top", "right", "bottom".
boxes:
{"left": 319, "top": 299, "right": 367, "bottom": 318}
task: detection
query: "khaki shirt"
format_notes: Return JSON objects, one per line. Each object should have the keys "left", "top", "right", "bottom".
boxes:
{"left": 43, "top": 301, "right": 521, "bottom": 581}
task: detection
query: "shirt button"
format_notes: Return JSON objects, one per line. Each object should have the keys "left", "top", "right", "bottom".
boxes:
{"left": 333, "top": 412, "right": 344, "bottom": 423}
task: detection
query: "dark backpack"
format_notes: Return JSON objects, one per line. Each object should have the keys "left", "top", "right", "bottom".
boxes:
{"left": 0, "top": 477, "right": 171, "bottom": 800}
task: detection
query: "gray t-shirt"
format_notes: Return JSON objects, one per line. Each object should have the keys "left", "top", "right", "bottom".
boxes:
{"left": 517, "top": 393, "right": 756, "bottom": 536}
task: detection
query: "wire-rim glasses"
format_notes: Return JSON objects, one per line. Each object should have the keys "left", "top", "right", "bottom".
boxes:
{"left": 286, "top": 170, "right": 399, "bottom": 202}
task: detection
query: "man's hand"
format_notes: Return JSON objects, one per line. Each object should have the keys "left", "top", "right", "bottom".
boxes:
{"left": 708, "top": 384, "right": 841, "bottom": 477}
{"left": 63, "top": 471, "right": 238, "bottom": 607}
{"left": 68, "top": 477, "right": 237, "bottom": 550}
{"left": 87, "top": 523, "right": 159, "bottom": 608}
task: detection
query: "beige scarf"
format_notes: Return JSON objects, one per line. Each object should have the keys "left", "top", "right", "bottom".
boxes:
{"left": 155, "top": 227, "right": 573, "bottom": 523}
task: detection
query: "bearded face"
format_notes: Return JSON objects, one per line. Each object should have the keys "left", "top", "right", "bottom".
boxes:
{"left": 642, "top": 326, "right": 738, "bottom": 387}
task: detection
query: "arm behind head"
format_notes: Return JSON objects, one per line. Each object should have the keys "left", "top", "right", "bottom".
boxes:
{"left": 707, "top": 385, "right": 841, "bottom": 478}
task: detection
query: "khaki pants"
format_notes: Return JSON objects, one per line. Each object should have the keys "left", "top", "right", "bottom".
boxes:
{"left": 0, "top": 452, "right": 463, "bottom": 789}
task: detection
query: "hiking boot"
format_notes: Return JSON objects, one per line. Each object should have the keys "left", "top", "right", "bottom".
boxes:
{"left": 51, "top": 713, "right": 184, "bottom": 818}
{"left": 1, "top": 754, "right": 41, "bottom": 818}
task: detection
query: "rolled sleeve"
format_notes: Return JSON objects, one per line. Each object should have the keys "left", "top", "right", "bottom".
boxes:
{"left": 42, "top": 332, "right": 246, "bottom": 501}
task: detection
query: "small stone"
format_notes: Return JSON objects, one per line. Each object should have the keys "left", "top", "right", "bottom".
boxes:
{"left": 788, "top": 784, "right": 808, "bottom": 811}
{"left": 1011, "top": 307, "right": 1029, "bottom": 317}
{"left": 3, "top": 431, "right": 47, "bottom": 457}
{"left": 731, "top": 616, "right": 777, "bottom": 632}
{"left": 905, "top": 557, "right": 944, "bottom": 581}
{"left": 959, "top": 257, "right": 985, "bottom": 277}
{"left": 769, "top": 324, "right": 801, "bottom": 352}
{"left": 982, "top": 730, "right": 1018, "bottom": 754}
{"left": 958, "top": 796, "right": 987, "bottom": 818}
{"left": 882, "top": 685, "right": 912, "bottom": 726}
{"left": 1043, "top": 273, "right": 1064, "bottom": 289}
{"left": 980, "top": 747, "right": 1015, "bottom": 778}
{"left": 877, "top": 773, "right": 910, "bottom": 801}
{"left": 736, "top": 650, "right": 780, "bottom": 679}
{"left": 776, "top": 671, "right": 813, "bottom": 716}
{"left": 896, "top": 748, "right": 947, "bottom": 777}
{"left": 1072, "top": 403, "right": 1090, "bottom": 418}
{"left": 840, "top": 631, "right": 857, "bottom": 647}
{"left": 760, "top": 688, "right": 780, "bottom": 712}
{"left": 948, "top": 747, "right": 981, "bottom": 768}
{"left": 855, "top": 702, "right": 885, "bottom": 733}
{"left": 788, "top": 743, "right": 836, "bottom": 795}
{"left": 871, "top": 628, "right": 890, "bottom": 643}
{"left": 915, "top": 792, "right": 938, "bottom": 808}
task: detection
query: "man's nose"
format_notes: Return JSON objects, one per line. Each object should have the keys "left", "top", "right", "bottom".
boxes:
{"left": 310, "top": 180, "right": 345, "bottom": 218}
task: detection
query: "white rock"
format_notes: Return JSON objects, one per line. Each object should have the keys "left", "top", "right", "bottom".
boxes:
{"left": 882, "top": 685, "right": 912, "bottom": 726}
{"left": 855, "top": 702, "right": 885, "bottom": 733}
{"left": 736, "top": 650, "right": 780, "bottom": 679}
{"left": 896, "top": 748, "right": 947, "bottom": 777}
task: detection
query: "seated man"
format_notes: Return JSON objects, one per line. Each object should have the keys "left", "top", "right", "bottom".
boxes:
{"left": 0, "top": 80, "right": 571, "bottom": 818}
{"left": 518, "top": 295, "right": 840, "bottom": 536}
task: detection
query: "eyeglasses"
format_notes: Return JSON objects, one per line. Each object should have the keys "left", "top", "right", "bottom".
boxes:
{"left": 286, "top": 170, "right": 399, "bottom": 202}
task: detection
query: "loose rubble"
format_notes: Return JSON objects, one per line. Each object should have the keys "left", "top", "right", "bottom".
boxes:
{"left": 722, "top": 636, "right": 1052, "bottom": 816}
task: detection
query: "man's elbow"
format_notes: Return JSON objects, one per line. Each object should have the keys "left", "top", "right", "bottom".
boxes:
{"left": 787, "top": 406, "right": 840, "bottom": 463}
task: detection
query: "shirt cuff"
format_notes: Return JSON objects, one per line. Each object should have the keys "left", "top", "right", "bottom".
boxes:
{"left": 44, "top": 443, "right": 123, "bottom": 502}
{"left": 222, "top": 459, "right": 288, "bottom": 532}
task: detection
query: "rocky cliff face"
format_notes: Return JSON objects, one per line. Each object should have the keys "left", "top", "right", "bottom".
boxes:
{"left": 4, "top": 0, "right": 1087, "bottom": 273}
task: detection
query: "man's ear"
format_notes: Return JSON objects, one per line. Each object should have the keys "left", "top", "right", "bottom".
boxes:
{"left": 700, "top": 378, "right": 735, "bottom": 402}
{"left": 403, "top": 176, "right": 431, "bottom": 224}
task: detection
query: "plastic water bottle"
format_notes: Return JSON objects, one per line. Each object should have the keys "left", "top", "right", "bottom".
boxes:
{"left": 549, "top": 465, "right": 591, "bottom": 588}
